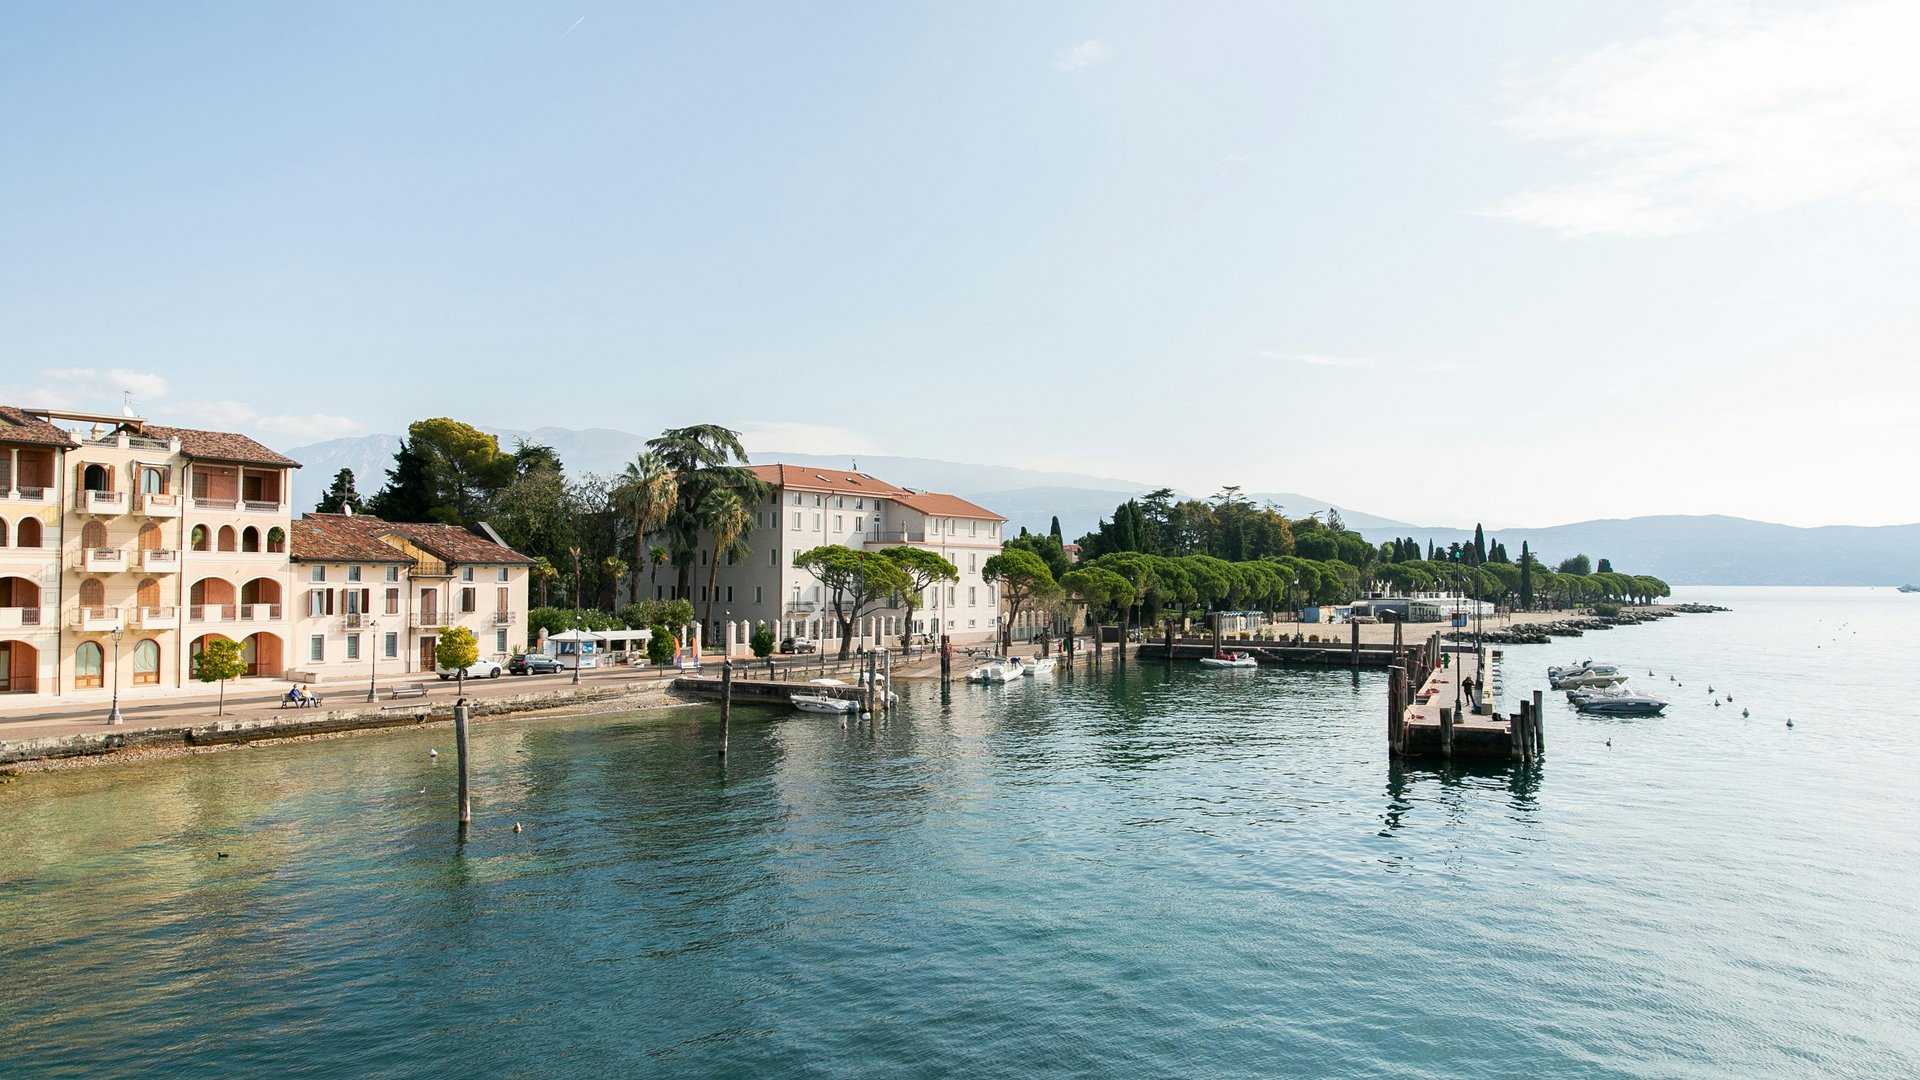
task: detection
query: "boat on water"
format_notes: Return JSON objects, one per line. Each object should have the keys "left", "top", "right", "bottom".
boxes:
{"left": 1550, "top": 661, "right": 1627, "bottom": 689}
{"left": 790, "top": 692, "right": 859, "bottom": 714}
{"left": 1023, "top": 656, "right": 1056, "bottom": 676}
{"left": 1572, "top": 692, "right": 1669, "bottom": 716}
{"left": 966, "top": 657, "right": 1024, "bottom": 683}
{"left": 1900, "top": 584, "right": 1919, "bottom": 593}
{"left": 1199, "top": 651, "right": 1258, "bottom": 669}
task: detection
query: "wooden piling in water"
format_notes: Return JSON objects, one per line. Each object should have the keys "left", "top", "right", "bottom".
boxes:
{"left": 1440, "top": 706, "right": 1454, "bottom": 760}
{"left": 882, "top": 649, "right": 892, "bottom": 715}
{"left": 719, "top": 659, "right": 732, "bottom": 757}
{"left": 1350, "top": 620, "right": 1360, "bottom": 669}
{"left": 1532, "top": 689, "right": 1545, "bottom": 754}
{"left": 1388, "top": 663, "right": 1404, "bottom": 755}
{"left": 454, "top": 700, "right": 472, "bottom": 825}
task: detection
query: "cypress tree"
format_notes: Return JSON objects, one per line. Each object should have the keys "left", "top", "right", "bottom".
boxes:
{"left": 369, "top": 440, "right": 437, "bottom": 522}
{"left": 1473, "top": 523, "right": 1486, "bottom": 565}
{"left": 1049, "top": 516, "right": 1063, "bottom": 543}
{"left": 1520, "top": 541, "right": 1534, "bottom": 609}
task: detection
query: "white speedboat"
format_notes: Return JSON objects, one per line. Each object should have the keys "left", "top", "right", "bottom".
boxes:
{"left": 1198, "top": 651, "right": 1257, "bottom": 669}
{"left": 1023, "top": 656, "right": 1056, "bottom": 676}
{"left": 791, "top": 692, "right": 858, "bottom": 714}
{"left": 1573, "top": 693, "right": 1668, "bottom": 716}
{"left": 965, "top": 659, "right": 1002, "bottom": 683}
{"left": 987, "top": 656, "right": 1025, "bottom": 683}
{"left": 1552, "top": 662, "right": 1627, "bottom": 689}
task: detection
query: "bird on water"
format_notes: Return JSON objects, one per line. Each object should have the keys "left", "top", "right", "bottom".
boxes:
{"left": 429, "top": 748, "right": 438, "bottom": 758}
{"left": 1786, "top": 718, "right": 1794, "bottom": 728}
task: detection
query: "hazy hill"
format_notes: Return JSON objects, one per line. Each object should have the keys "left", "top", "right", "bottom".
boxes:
{"left": 279, "top": 431, "right": 1917, "bottom": 586}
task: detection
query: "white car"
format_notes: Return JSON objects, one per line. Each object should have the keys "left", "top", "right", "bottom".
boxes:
{"left": 437, "top": 660, "right": 503, "bottom": 680}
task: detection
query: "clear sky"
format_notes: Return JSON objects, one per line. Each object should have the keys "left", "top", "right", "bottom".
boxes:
{"left": 4, "top": 1, "right": 1916, "bottom": 529}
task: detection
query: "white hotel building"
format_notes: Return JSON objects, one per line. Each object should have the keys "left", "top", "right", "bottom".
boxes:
{"left": 652, "top": 465, "right": 1007, "bottom": 650}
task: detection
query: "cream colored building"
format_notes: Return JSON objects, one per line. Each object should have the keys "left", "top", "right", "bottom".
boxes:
{"left": 650, "top": 465, "right": 1007, "bottom": 651}
{"left": 0, "top": 406, "right": 300, "bottom": 707}
{"left": 291, "top": 513, "right": 533, "bottom": 682}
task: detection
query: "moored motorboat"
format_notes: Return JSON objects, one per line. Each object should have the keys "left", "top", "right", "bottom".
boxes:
{"left": 1023, "top": 656, "right": 1056, "bottom": 676}
{"left": 790, "top": 692, "right": 858, "bottom": 714}
{"left": 1198, "top": 651, "right": 1257, "bottom": 669}
{"left": 1552, "top": 662, "right": 1627, "bottom": 689}
{"left": 1572, "top": 693, "right": 1668, "bottom": 716}
{"left": 987, "top": 656, "right": 1025, "bottom": 682}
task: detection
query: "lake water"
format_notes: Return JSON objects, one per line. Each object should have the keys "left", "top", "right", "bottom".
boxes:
{"left": 2, "top": 587, "right": 1916, "bottom": 1077}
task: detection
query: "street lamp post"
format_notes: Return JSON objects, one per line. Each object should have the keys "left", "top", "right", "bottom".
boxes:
{"left": 106, "top": 627, "right": 123, "bottom": 726}
{"left": 365, "top": 618, "right": 381, "bottom": 703}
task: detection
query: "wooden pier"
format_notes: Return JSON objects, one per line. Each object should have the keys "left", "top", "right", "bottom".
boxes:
{"left": 1388, "top": 636, "right": 1544, "bottom": 762}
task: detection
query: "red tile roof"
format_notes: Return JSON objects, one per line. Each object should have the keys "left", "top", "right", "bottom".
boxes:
{"left": 290, "top": 518, "right": 417, "bottom": 563}
{"left": 0, "top": 406, "right": 77, "bottom": 448}
{"left": 303, "top": 513, "right": 534, "bottom": 566}
{"left": 743, "top": 465, "right": 910, "bottom": 497}
{"left": 891, "top": 491, "right": 1007, "bottom": 522}
{"left": 143, "top": 424, "right": 301, "bottom": 468}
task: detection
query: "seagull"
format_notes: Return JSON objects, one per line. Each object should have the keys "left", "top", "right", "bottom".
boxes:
{"left": 513, "top": 822, "right": 523, "bottom": 833}
{"left": 429, "top": 749, "right": 438, "bottom": 758}
{"left": 1714, "top": 700, "right": 1720, "bottom": 707}
{"left": 1605, "top": 739, "right": 1612, "bottom": 747}
{"left": 217, "top": 852, "right": 229, "bottom": 858}
{"left": 1742, "top": 708, "right": 1749, "bottom": 718}
{"left": 1708, "top": 685, "right": 1714, "bottom": 693}
{"left": 418, "top": 788, "right": 426, "bottom": 794}
{"left": 1786, "top": 718, "right": 1794, "bottom": 728}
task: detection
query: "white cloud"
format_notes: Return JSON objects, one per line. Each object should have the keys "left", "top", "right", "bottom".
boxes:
{"left": 1488, "top": 0, "right": 1920, "bottom": 237}
{"left": 170, "top": 400, "right": 259, "bottom": 428}
{"left": 4, "top": 367, "right": 171, "bottom": 412}
{"left": 1055, "top": 39, "right": 1111, "bottom": 72}
{"left": 735, "top": 421, "right": 881, "bottom": 459}
{"left": 1260, "top": 351, "right": 1375, "bottom": 369}
{"left": 256, "top": 413, "right": 362, "bottom": 441}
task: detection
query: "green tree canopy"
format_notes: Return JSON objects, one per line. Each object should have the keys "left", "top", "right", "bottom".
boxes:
{"left": 435, "top": 626, "right": 480, "bottom": 692}
{"left": 193, "top": 637, "right": 246, "bottom": 715}
{"left": 645, "top": 424, "right": 768, "bottom": 599}
{"left": 982, "top": 547, "right": 1061, "bottom": 652}
{"left": 794, "top": 545, "right": 912, "bottom": 659}
{"left": 314, "top": 468, "right": 367, "bottom": 514}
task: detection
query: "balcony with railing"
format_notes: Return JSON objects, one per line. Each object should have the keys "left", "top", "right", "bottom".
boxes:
{"left": 411, "top": 612, "right": 446, "bottom": 628}
{"left": 242, "top": 499, "right": 283, "bottom": 513}
{"left": 341, "top": 612, "right": 377, "bottom": 630}
{"left": 72, "top": 606, "right": 124, "bottom": 632}
{"left": 240, "top": 603, "right": 283, "bottom": 622}
{"left": 81, "top": 489, "right": 127, "bottom": 516}
{"left": 136, "top": 548, "right": 180, "bottom": 572}
{"left": 139, "top": 492, "right": 183, "bottom": 518}
{"left": 3, "top": 484, "right": 53, "bottom": 503}
{"left": 491, "top": 610, "right": 517, "bottom": 625}
{"left": 189, "top": 604, "right": 239, "bottom": 623}
{"left": 80, "top": 547, "right": 128, "bottom": 573}
{"left": 131, "top": 605, "right": 177, "bottom": 627}
{"left": 864, "top": 530, "right": 929, "bottom": 546}
{"left": 191, "top": 497, "right": 237, "bottom": 511}
{"left": 0, "top": 606, "right": 47, "bottom": 630}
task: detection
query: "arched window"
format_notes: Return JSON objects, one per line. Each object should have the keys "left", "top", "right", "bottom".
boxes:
{"left": 136, "top": 578, "right": 161, "bottom": 610}
{"left": 133, "top": 639, "right": 160, "bottom": 685}
{"left": 81, "top": 520, "right": 107, "bottom": 549}
{"left": 137, "top": 522, "right": 162, "bottom": 551}
{"left": 217, "top": 526, "right": 236, "bottom": 552}
{"left": 0, "top": 518, "right": 7, "bottom": 547}
{"left": 82, "top": 464, "right": 109, "bottom": 492}
{"left": 242, "top": 526, "right": 260, "bottom": 552}
{"left": 75, "top": 641, "right": 104, "bottom": 688}
{"left": 141, "top": 467, "right": 166, "bottom": 494}
{"left": 16, "top": 518, "right": 40, "bottom": 548}
{"left": 190, "top": 525, "right": 209, "bottom": 551}
{"left": 266, "top": 527, "right": 286, "bottom": 553}
{"left": 79, "top": 578, "right": 106, "bottom": 609}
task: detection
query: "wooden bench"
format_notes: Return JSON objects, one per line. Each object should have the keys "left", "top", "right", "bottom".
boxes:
{"left": 388, "top": 683, "right": 429, "bottom": 699}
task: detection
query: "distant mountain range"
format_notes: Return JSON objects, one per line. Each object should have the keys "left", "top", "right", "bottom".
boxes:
{"left": 281, "top": 429, "right": 1918, "bottom": 587}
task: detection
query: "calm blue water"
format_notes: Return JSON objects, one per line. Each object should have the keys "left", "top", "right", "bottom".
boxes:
{"left": 2, "top": 587, "right": 1916, "bottom": 1078}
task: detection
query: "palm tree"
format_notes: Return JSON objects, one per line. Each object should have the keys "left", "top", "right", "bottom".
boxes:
{"left": 699, "top": 486, "right": 753, "bottom": 635}
{"left": 530, "top": 556, "right": 558, "bottom": 607}
{"left": 615, "top": 451, "right": 677, "bottom": 605}
{"left": 602, "top": 556, "right": 628, "bottom": 610}
{"left": 644, "top": 424, "right": 767, "bottom": 599}
{"left": 647, "top": 544, "right": 670, "bottom": 585}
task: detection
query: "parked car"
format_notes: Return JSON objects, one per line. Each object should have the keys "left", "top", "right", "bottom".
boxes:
{"left": 508, "top": 653, "right": 564, "bottom": 676}
{"left": 780, "top": 636, "right": 817, "bottom": 654}
{"left": 437, "top": 660, "right": 503, "bottom": 680}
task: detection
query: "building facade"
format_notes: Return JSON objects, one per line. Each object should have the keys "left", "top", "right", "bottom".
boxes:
{"left": 647, "top": 465, "right": 1007, "bottom": 650}
{"left": 0, "top": 406, "right": 300, "bottom": 705}
{"left": 291, "top": 513, "right": 533, "bottom": 680}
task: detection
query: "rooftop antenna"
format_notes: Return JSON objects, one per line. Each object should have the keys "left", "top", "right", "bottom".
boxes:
{"left": 122, "top": 390, "right": 137, "bottom": 418}
{"left": 851, "top": 457, "right": 858, "bottom": 472}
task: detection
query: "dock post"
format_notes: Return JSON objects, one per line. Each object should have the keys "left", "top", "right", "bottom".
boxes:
{"left": 1166, "top": 618, "right": 1176, "bottom": 661}
{"left": 454, "top": 699, "right": 472, "bottom": 826}
{"left": 1440, "top": 706, "right": 1454, "bottom": 760}
{"left": 940, "top": 635, "right": 952, "bottom": 683}
{"left": 1511, "top": 700, "right": 1526, "bottom": 761}
{"left": 1532, "top": 689, "right": 1545, "bottom": 754}
{"left": 1350, "top": 620, "right": 1360, "bottom": 669}
{"left": 882, "top": 649, "right": 892, "bottom": 715}
{"left": 719, "top": 659, "right": 732, "bottom": 758}
{"left": 1388, "top": 663, "right": 1404, "bottom": 755}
